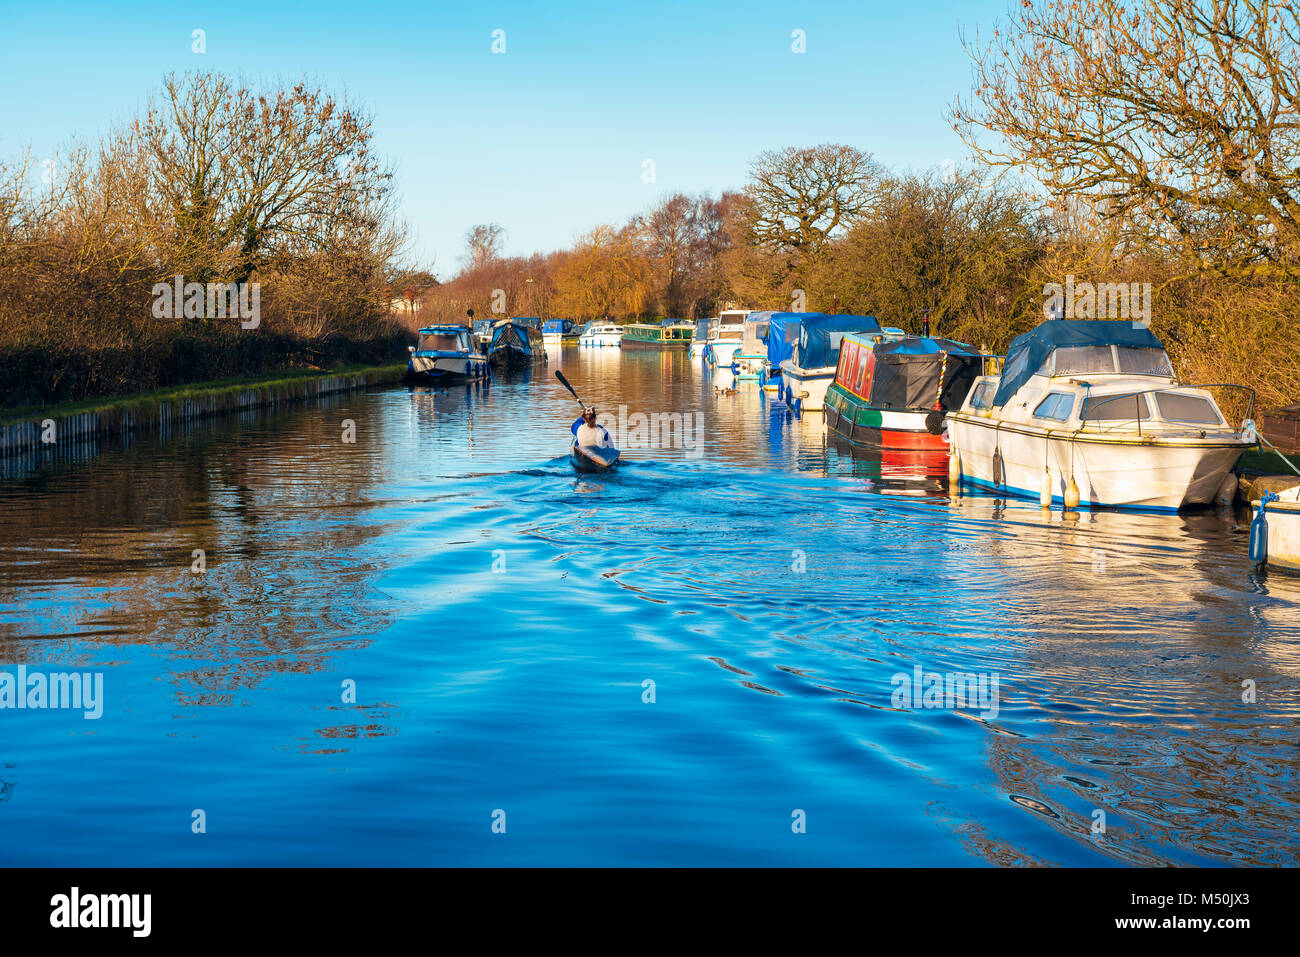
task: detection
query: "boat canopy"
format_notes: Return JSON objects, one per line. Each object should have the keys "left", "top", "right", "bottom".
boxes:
{"left": 797, "top": 315, "right": 881, "bottom": 370}
{"left": 543, "top": 319, "right": 574, "bottom": 334}
{"left": 692, "top": 318, "right": 710, "bottom": 340}
{"left": 765, "top": 312, "right": 824, "bottom": 369}
{"left": 741, "top": 311, "right": 775, "bottom": 352}
{"left": 995, "top": 320, "right": 1165, "bottom": 407}
{"left": 870, "top": 337, "right": 982, "bottom": 411}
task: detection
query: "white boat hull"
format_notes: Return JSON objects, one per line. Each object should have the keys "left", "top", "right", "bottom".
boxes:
{"left": 704, "top": 339, "right": 742, "bottom": 368}
{"left": 949, "top": 414, "right": 1249, "bottom": 510}
{"left": 779, "top": 364, "right": 834, "bottom": 411}
{"left": 579, "top": 335, "right": 622, "bottom": 348}
{"left": 1256, "top": 489, "right": 1300, "bottom": 571}
{"left": 408, "top": 353, "right": 489, "bottom": 379}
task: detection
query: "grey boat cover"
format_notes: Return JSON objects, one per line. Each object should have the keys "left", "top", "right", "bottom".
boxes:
{"left": 869, "top": 337, "right": 982, "bottom": 411}
{"left": 995, "top": 320, "right": 1164, "bottom": 407}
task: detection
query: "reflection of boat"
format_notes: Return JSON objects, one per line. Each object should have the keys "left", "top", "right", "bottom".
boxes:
{"left": 488, "top": 318, "right": 546, "bottom": 371}
{"left": 702, "top": 309, "right": 749, "bottom": 368}
{"left": 948, "top": 320, "right": 1255, "bottom": 510}
{"left": 579, "top": 323, "right": 624, "bottom": 348}
{"left": 1253, "top": 487, "right": 1300, "bottom": 572}
{"left": 761, "top": 312, "right": 822, "bottom": 391}
{"left": 826, "top": 334, "right": 981, "bottom": 463}
{"left": 406, "top": 325, "right": 489, "bottom": 382}
{"left": 622, "top": 319, "right": 694, "bottom": 350}
{"left": 827, "top": 432, "right": 951, "bottom": 496}
{"left": 778, "top": 315, "right": 887, "bottom": 413}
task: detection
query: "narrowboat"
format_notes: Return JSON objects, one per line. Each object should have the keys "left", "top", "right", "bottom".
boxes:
{"left": 621, "top": 319, "right": 695, "bottom": 350}
{"left": 761, "top": 312, "right": 824, "bottom": 390}
{"left": 579, "top": 323, "right": 623, "bottom": 348}
{"left": 406, "top": 325, "right": 489, "bottom": 382}
{"left": 488, "top": 318, "right": 546, "bottom": 370}
{"left": 733, "top": 312, "right": 774, "bottom": 378}
{"left": 1252, "top": 487, "right": 1300, "bottom": 572}
{"left": 778, "top": 314, "right": 888, "bottom": 413}
{"left": 826, "top": 334, "right": 982, "bottom": 458}
{"left": 702, "top": 309, "right": 749, "bottom": 368}
{"left": 948, "top": 320, "right": 1256, "bottom": 510}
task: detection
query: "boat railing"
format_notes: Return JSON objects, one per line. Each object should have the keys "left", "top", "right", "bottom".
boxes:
{"left": 1078, "top": 383, "right": 1256, "bottom": 437}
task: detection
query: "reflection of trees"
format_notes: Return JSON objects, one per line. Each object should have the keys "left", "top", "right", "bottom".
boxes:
{"left": 0, "top": 394, "right": 400, "bottom": 701}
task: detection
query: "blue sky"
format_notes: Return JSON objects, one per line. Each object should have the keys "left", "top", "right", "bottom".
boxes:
{"left": 1, "top": 0, "right": 1012, "bottom": 275}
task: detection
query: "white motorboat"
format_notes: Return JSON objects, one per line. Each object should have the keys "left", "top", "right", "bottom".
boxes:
{"left": 702, "top": 308, "right": 749, "bottom": 368}
{"left": 407, "top": 325, "right": 489, "bottom": 381}
{"left": 947, "top": 320, "right": 1255, "bottom": 511}
{"left": 579, "top": 323, "right": 624, "bottom": 348}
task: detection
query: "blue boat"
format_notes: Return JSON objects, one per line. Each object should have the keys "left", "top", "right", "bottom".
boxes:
{"left": 488, "top": 318, "right": 546, "bottom": 371}
{"left": 407, "top": 325, "right": 488, "bottom": 382}
{"left": 761, "top": 312, "right": 824, "bottom": 390}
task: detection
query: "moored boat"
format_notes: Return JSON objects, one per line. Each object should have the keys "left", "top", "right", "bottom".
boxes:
{"left": 488, "top": 318, "right": 546, "bottom": 370}
{"left": 760, "top": 312, "right": 823, "bottom": 391}
{"left": 733, "top": 311, "right": 774, "bottom": 378}
{"left": 406, "top": 325, "right": 489, "bottom": 382}
{"left": 621, "top": 319, "right": 694, "bottom": 350}
{"left": 778, "top": 314, "right": 889, "bottom": 413}
{"left": 825, "top": 333, "right": 982, "bottom": 460}
{"left": 947, "top": 319, "right": 1256, "bottom": 510}
{"left": 1252, "top": 487, "right": 1300, "bottom": 572}
{"left": 471, "top": 318, "right": 494, "bottom": 354}
{"left": 579, "top": 323, "right": 624, "bottom": 348}
{"left": 543, "top": 319, "right": 580, "bottom": 343}
{"left": 702, "top": 308, "right": 749, "bottom": 368}
{"left": 688, "top": 318, "right": 711, "bottom": 358}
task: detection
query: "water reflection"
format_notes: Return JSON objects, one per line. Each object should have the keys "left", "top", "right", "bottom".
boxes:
{"left": 0, "top": 352, "right": 1296, "bottom": 866}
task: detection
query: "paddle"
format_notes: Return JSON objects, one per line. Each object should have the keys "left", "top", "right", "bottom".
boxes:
{"left": 554, "top": 369, "right": 586, "bottom": 409}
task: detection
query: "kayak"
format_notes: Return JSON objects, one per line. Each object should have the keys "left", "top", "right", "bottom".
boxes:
{"left": 571, "top": 444, "right": 620, "bottom": 472}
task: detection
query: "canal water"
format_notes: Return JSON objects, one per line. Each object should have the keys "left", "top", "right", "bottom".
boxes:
{"left": 1, "top": 347, "right": 1297, "bottom": 866}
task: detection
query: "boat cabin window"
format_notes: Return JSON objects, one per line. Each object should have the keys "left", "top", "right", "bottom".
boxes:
{"left": 854, "top": 350, "right": 870, "bottom": 393}
{"left": 1081, "top": 393, "right": 1152, "bottom": 422}
{"left": 1033, "top": 392, "right": 1075, "bottom": 421}
{"left": 1116, "top": 347, "right": 1174, "bottom": 376}
{"left": 418, "top": 331, "right": 465, "bottom": 351}
{"left": 1154, "top": 392, "right": 1222, "bottom": 425}
{"left": 969, "top": 381, "right": 996, "bottom": 410}
{"left": 1043, "top": 344, "right": 1174, "bottom": 377}
{"left": 1044, "top": 345, "right": 1117, "bottom": 376}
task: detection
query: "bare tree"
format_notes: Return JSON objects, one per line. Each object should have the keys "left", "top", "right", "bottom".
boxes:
{"left": 950, "top": 0, "right": 1300, "bottom": 271}
{"left": 744, "top": 144, "right": 883, "bottom": 252}
{"left": 462, "top": 223, "right": 506, "bottom": 270}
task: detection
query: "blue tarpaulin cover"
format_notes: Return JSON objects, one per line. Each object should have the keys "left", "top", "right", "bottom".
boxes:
{"left": 994, "top": 320, "right": 1164, "bottom": 407}
{"left": 796, "top": 315, "right": 882, "bottom": 369}
{"left": 765, "top": 312, "right": 824, "bottom": 369}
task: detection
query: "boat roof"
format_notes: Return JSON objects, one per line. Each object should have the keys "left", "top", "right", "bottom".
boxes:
{"left": 766, "top": 312, "right": 824, "bottom": 367}
{"left": 874, "top": 335, "right": 979, "bottom": 358}
{"left": 417, "top": 325, "right": 468, "bottom": 334}
{"left": 995, "top": 319, "right": 1165, "bottom": 407}
{"left": 798, "top": 316, "right": 883, "bottom": 369}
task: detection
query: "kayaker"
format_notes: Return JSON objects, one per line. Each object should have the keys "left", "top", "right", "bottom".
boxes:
{"left": 571, "top": 406, "right": 613, "bottom": 448}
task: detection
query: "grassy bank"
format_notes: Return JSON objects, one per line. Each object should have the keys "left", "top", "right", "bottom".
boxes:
{"left": 1237, "top": 448, "right": 1300, "bottom": 477}
{"left": 0, "top": 362, "right": 405, "bottom": 426}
